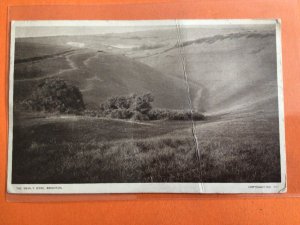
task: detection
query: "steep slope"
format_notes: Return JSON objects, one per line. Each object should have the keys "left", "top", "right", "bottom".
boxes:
{"left": 14, "top": 26, "right": 279, "bottom": 115}
{"left": 138, "top": 29, "right": 278, "bottom": 115}
{"left": 13, "top": 41, "right": 193, "bottom": 110}
{"left": 69, "top": 50, "right": 192, "bottom": 109}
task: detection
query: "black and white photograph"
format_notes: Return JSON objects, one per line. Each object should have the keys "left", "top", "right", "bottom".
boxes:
{"left": 7, "top": 20, "right": 286, "bottom": 193}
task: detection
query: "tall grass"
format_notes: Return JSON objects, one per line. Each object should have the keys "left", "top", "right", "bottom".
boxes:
{"left": 12, "top": 114, "right": 281, "bottom": 183}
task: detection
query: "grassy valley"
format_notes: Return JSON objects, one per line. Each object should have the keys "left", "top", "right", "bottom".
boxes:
{"left": 11, "top": 24, "right": 282, "bottom": 184}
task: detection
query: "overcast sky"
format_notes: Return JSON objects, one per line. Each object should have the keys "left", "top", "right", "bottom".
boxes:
{"left": 15, "top": 26, "right": 174, "bottom": 38}
{"left": 14, "top": 22, "right": 276, "bottom": 38}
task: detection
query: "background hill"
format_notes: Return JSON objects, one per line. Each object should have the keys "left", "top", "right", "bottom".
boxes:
{"left": 14, "top": 24, "right": 278, "bottom": 116}
{"left": 14, "top": 42, "right": 193, "bottom": 110}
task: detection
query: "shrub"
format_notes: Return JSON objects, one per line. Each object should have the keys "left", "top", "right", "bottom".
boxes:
{"left": 132, "top": 93, "right": 154, "bottom": 114}
{"left": 99, "top": 93, "right": 154, "bottom": 120}
{"left": 100, "top": 93, "right": 154, "bottom": 113}
{"left": 100, "top": 94, "right": 136, "bottom": 110}
{"left": 148, "top": 109, "right": 204, "bottom": 121}
{"left": 192, "top": 112, "right": 205, "bottom": 120}
{"left": 110, "top": 109, "right": 134, "bottom": 119}
{"left": 168, "top": 110, "right": 191, "bottom": 120}
{"left": 131, "top": 111, "right": 149, "bottom": 121}
{"left": 22, "top": 78, "right": 85, "bottom": 114}
{"left": 148, "top": 109, "right": 169, "bottom": 120}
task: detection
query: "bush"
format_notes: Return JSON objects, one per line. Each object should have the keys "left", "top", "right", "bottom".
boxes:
{"left": 168, "top": 110, "right": 191, "bottom": 120}
{"left": 99, "top": 93, "right": 154, "bottom": 120}
{"left": 100, "top": 94, "right": 136, "bottom": 111}
{"left": 131, "top": 111, "right": 149, "bottom": 121}
{"left": 132, "top": 93, "right": 154, "bottom": 114}
{"left": 148, "top": 109, "right": 170, "bottom": 120}
{"left": 192, "top": 112, "right": 205, "bottom": 120}
{"left": 22, "top": 78, "right": 85, "bottom": 114}
{"left": 148, "top": 109, "right": 204, "bottom": 121}
{"left": 110, "top": 109, "right": 134, "bottom": 119}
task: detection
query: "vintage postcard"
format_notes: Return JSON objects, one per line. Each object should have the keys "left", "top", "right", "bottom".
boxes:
{"left": 7, "top": 20, "right": 286, "bottom": 194}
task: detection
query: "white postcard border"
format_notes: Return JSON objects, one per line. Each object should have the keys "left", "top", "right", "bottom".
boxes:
{"left": 7, "top": 19, "right": 286, "bottom": 194}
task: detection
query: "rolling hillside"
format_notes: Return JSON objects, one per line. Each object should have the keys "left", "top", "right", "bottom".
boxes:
{"left": 11, "top": 24, "right": 282, "bottom": 184}
{"left": 136, "top": 28, "right": 278, "bottom": 115}
{"left": 13, "top": 40, "right": 195, "bottom": 110}
{"left": 14, "top": 25, "right": 279, "bottom": 115}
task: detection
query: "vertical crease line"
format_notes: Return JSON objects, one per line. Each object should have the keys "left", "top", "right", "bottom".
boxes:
{"left": 175, "top": 20, "right": 204, "bottom": 193}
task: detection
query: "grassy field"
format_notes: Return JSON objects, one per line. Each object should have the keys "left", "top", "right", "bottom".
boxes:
{"left": 12, "top": 112, "right": 281, "bottom": 184}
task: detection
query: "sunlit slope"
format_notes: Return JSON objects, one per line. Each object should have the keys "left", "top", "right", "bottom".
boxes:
{"left": 138, "top": 30, "right": 278, "bottom": 114}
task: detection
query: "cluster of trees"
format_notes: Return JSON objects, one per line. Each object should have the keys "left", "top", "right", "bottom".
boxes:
{"left": 98, "top": 93, "right": 154, "bottom": 120}
{"left": 22, "top": 78, "right": 204, "bottom": 121}
{"left": 21, "top": 78, "right": 85, "bottom": 114}
{"left": 86, "top": 93, "right": 204, "bottom": 121}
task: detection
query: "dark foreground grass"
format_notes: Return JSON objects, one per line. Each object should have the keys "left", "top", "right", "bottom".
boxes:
{"left": 12, "top": 113, "right": 281, "bottom": 183}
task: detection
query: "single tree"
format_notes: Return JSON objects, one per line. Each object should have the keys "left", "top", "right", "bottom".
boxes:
{"left": 23, "top": 78, "right": 85, "bottom": 113}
